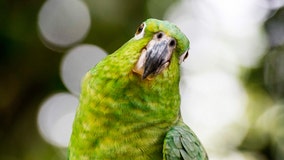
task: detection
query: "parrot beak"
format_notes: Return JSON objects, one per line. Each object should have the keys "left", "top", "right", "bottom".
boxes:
{"left": 133, "top": 32, "right": 176, "bottom": 80}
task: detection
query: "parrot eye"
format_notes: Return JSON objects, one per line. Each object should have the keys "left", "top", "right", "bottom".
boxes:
{"left": 134, "top": 22, "right": 146, "bottom": 40}
{"left": 179, "top": 50, "right": 189, "bottom": 64}
{"left": 136, "top": 23, "right": 144, "bottom": 35}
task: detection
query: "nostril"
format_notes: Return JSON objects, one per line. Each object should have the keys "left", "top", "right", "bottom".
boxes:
{"left": 169, "top": 39, "right": 176, "bottom": 47}
{"left": 156, "top": 32, "right": 163, "bottom": 39}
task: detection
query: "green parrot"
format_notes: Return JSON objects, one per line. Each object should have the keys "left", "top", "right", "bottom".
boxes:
{"left": 68, "top": 18, "right": 208, "bottom": 160}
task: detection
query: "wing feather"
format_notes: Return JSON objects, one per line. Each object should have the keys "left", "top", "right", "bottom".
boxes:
{"left": 163, "top": 121, "right": 208, "bottom": 160}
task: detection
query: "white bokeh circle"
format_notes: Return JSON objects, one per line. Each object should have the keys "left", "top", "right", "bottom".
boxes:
{"left": 165, "top": 0, "right": 269, "bottom": 155}
{"left": 180, "top": 71, "right": 248, "bottom": 149}
{"left": 60, "top": 44, "right": 108, "bottom": 96}
{"left": 38, "top": 0, "right": 91, "bottom": 47}
{"left": 37, "top": 92, "right": 78, "bottom": 147}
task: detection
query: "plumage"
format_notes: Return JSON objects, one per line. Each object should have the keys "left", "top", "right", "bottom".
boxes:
{"left": 68, "top": 18, "right": 208, "bottom": 160}
{"left": 163, "top": 121, "right": 208, "bottom": 160}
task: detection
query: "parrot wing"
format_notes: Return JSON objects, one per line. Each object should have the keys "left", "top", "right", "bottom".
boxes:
{"left": 163, "top": 121, "right": 208, "bottom": 160}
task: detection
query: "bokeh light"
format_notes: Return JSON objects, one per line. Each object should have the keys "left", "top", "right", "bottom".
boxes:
{"left": 165, "top": 0, "right": 275, "bottom": 159}
{"left": 37, "top": 93, "right": 78, "bottom": 147}
{"left": 165, "top": 0, "right": 269, "bottom": 72}
{"left": 2, "top": 0, "right": 280, "bottom": 159}
{"left": 180, "top": 71, "right": 248, "bottom": 148}
{"left": 60, "top": 44, "right": 107, "bottom": 96}
{"left": 37, "top": 0, "right": 284, "bottom": 158}
{"left": 38, "top": 0, "right": 91, "bottom": 49}
{"left": 259, "top": 0, "right": 284, "bottom": 10}
{"left": 37, "top": 44, "right": 107, "bottom": 148}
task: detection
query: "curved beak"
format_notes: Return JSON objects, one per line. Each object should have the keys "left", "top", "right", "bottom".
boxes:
{"left": 133, "top": 32, "right": 175, "bottom": 80}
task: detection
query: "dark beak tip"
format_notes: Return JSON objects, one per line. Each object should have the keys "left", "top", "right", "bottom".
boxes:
{"left": 142, "top": 70, "right": 150, "bottom": 80}
{"left": 142, "top": 75, "right": 147, "bottom": 80}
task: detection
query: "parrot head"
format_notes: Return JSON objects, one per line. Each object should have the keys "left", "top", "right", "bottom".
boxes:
{"left": 131, "top": 18, "right": 190, "bottom": 80}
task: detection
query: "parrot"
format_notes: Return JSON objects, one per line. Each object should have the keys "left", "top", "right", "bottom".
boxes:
{"left": 68, "top": 18, "right": 208, "bottom": 160}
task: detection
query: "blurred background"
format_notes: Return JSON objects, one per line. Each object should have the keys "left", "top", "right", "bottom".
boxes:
{"left": 1, "top": 0, "right": 284, "bottom": 159}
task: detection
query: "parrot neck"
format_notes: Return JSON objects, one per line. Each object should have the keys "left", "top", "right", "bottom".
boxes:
{"left": 69, "top": 42, "right": 182, "bottom": 159}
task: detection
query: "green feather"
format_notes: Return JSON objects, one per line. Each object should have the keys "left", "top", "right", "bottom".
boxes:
{"left": 68, "top": 18, "right": 207, "bottom": 160}
{"left": 163, "top": 121, "right": 208, "bottom": 160}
